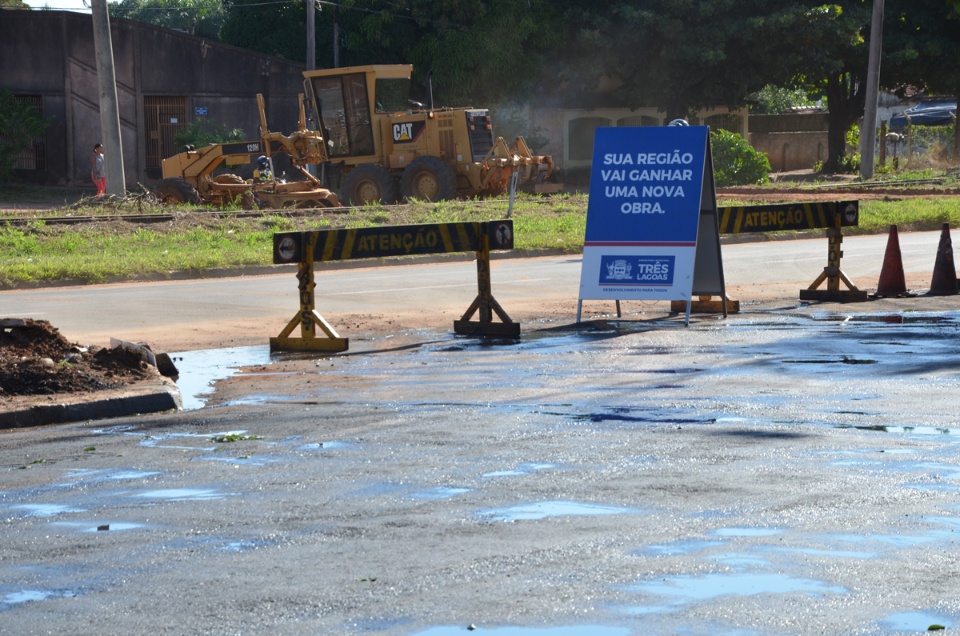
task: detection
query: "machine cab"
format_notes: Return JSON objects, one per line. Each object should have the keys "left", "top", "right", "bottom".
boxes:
{"left": 303, "top": 64, "right": 413, "bottom": 160}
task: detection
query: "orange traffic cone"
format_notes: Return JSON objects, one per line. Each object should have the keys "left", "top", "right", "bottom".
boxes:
{"left": 874, "top": 225, "right": 908, "bottom": 297}
{"left": 929, "top": 222, "right": 958, "bottom": 296}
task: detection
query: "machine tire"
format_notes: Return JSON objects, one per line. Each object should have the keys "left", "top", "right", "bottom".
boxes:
{"left": 341, "top": 164, "right": 398, "bottom": 206}
{"left": 400, "top": 156, "right": 457, "bottom": 202}
{"left": 155, "top": 177, "right": 201, "bottom": 205}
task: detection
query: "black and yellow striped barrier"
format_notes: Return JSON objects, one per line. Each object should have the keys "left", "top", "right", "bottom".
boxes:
{"left": 270, "top": 220, "right": 518, "bottom": 352}
{"left": 720, "top": 200, "right": 865, "bottom": 302}
{"left": 718, "top": 200, "right": 859, "bottom": 234}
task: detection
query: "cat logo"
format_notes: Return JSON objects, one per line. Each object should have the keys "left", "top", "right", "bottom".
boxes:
{"left": 393, "top": 123, "right": 413, "bottom": 141}
{"left": 392, "top": 121, "right": 425, "bottom": 144}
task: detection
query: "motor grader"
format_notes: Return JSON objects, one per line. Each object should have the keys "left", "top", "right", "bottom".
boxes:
{"left": 155, "top": 94, "right": 341, "bottom": 209}
{"left": 301, "top": 64, "right": 559, "bottom": 206}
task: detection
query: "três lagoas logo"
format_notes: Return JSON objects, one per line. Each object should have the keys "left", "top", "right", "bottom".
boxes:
{"left": 600, "top": 255, "right": 675, "bottom": 286}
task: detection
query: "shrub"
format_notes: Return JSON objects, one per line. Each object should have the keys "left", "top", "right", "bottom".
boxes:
{"left": 174, "top": 118, "right": 245, "bottom": 149}
{"left": 710, "top": 129, "right": 771, "bottom": 186}
{"left": 0, "top": 90, "right": 52, "bottom": 182}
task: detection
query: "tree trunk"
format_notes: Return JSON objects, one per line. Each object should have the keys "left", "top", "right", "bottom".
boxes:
{"left": 823, "top": 72, "right": 866, "bottom": 173}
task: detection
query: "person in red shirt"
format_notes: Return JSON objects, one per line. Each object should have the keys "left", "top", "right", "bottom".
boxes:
{"left": 90, "top": 143, "right": 106, "bottom": 197}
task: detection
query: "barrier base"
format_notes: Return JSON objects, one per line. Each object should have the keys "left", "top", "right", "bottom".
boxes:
{"left": 799, "top": 289, "right": 869, "bottom": 303}
{"left": 671, "top": 296, "right": 740, "bottom": 314}
{"left": 270, "top": 336, "right": 349, "bottom": 352}
{"left": 454, "top": 320, "right": 521, "bottom": 338}
{"left": 869, "top": 290, "right": 916, "bottom": 299}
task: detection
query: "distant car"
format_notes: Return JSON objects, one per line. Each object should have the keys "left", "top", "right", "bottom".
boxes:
{"left": 889, "top": 101, "right": 956, "bottom": 129}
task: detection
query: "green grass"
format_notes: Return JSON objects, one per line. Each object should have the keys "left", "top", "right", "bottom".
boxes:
{"left": 854, "top": 198, "right": 960, "bottom": 233}
{"left": 1, "top": 189, "right": 959, "bottom": 287}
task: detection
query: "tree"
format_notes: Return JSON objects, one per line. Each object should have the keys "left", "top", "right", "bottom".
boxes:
{"left": 219, "top": 0, "right": 308, "bottom": 60}
{"left": 538, "top": 2, "right": 883, "bottom": 173}
{"left": 219, "top": 0, "right": 565, "bottom": 107}
{"left": 212, "top": 0, "right": 960, "bottom": 174}
{"left": 777, "top": 3, "right": 873, "bottom": 173}
{"left": 749, "top": 85, "right": 820, "bottom": 115}
{"left": 219, "top": 0, "right": 412, "bottom": 66}
{"left": 108, "top": 0, "right": 226, "bottom": 39}
{"left": 883, "top": 0, "right": 960, "bottom": 99}
{"left": 400, "top": 0, "right": 566, "bottom": 105}
{"left": 540, "top": 1, "right": 811, "bottom": 119}
{"left": 0, "top": 0, "right": 30, "bottom": 8}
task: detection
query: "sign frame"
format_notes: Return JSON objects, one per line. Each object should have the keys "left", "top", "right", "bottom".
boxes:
{"left": 576, "top": 126, "right": 725, "bottom": 325}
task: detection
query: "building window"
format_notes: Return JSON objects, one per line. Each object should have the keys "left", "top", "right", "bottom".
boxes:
{"left": 568, "top": 116, "right": 612, "bottom": 161}
{"left": 10, "top": 95, "right": 46, "bottom": 171}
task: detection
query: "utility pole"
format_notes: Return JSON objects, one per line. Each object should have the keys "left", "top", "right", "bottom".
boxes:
{"left": 306, "top": 0, "right": 315, "bottom": 71}
{"left": 333, "top": 15, "right": 340, "bottom": 68}
{"left": 90, "top": 0, "right": 126, "bottom": 196}
{"left": 860, "top": 0, "right": 884, "bottom": 180}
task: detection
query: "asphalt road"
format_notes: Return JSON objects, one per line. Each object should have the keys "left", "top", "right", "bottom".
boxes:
{"left": 4, "top": 229, "right": 960, "bottom": 635}
{"left": 0, "top": 228, "right": 952, "bottom": 352}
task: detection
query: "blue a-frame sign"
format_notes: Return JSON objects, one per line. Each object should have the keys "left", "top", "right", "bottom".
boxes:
{"left": 577, "top": 126, "right": 726, "bottom": 325}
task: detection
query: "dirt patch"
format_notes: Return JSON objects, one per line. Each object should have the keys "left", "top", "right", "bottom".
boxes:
{"left": 0, "top": 318, "right": 159, "bottom": 399}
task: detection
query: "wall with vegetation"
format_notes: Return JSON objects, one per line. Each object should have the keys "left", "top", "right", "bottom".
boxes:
{"left": 0, "top": 11, "right": 307, "bottom": 186}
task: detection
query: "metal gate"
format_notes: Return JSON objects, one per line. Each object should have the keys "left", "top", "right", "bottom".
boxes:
{"left": 11, "top": 95, "right": 45, "bottom": 171}
{"left": 144, "top": 96, "right": 187, "bottom": 168}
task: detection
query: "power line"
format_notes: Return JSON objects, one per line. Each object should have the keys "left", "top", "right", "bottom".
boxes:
{"left": 101, "top": 0, "right": 471, "bottom": 28}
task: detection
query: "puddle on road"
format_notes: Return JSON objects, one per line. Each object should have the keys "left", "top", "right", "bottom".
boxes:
{"left": 294, "top": 440, "right": 355, "bottom": 451}
{"left": 831, "top": 532, "right": 938, "bottom": 548}
{"left": 50, "top": 520, "right": 145, "bottom": 533}
{"left": 0, "top": 588, "right": 79, "bottom": 609}
{"left": 850, "top": 425, "right": 960, "bottom": 439}
{"left": 412, "top": 626, "right": 630, "bottom": 636}
{"left": 711, "top": 527, "right": 782, "bottom": 538}
{"left": 171, "top": 345, "right": 275, "bottom": 410}
{"left": 130, "top": 488, "right": 231, "bottom": 502}
{"left": 640, "top": 539, "right": 724, "bottom": 556}
{"left": 482, "top": 463, "right": 556, "bottom": 478}
{"left": 198, "top": 454, "right": 279, "bottom": 467}
{"left": 780, "top": 356, "right": 878, "bottom": 365}
{"left": 60, "top": 469, "right": 161, "bottom": 485}
{"left": 138, "top": 431, "right": 223, "bottom": 451}
{"left": 412, "top": 486, "right": 472, "bottom": 500}
{"left": 477, "top": 500, "right": 635, "bottom": 522}
{"left": 810, "top": 312, "right": 959, "bottom": 326}
{"left": 217, "top": 537, "right": 277, "bottom": 552}
{"left": 627, "top": 572, "right": 846, "bottom": 603}
{"left": 9, "top": 503, "right": 85, "bottom": 518}
{"left": 774, "top": 547, "right": 877, "bottom": 559}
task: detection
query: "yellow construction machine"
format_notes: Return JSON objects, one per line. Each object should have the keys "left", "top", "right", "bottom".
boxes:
{"left": 155, "top": 94, "right": 341, "bottom": 209}
{"left": 302, "top": 64, "right": 559, "bottom": 206}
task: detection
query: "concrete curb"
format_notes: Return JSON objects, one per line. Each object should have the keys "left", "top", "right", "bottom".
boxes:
{"left": 0, "top": 378, "right": 182, "bottom": 429}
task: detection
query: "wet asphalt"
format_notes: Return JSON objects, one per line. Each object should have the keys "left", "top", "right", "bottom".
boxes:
{"left": 3, "top": 306, "right": 960, "bottom": 635}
